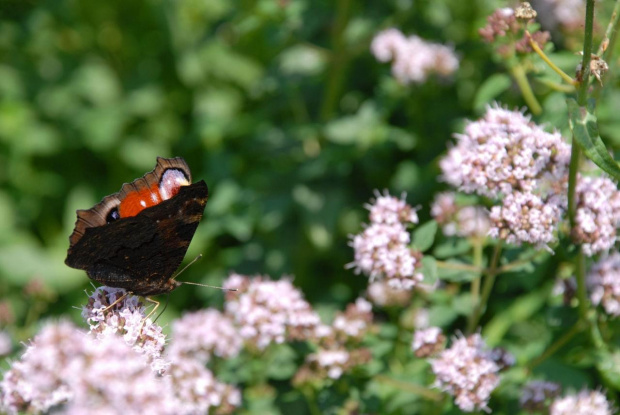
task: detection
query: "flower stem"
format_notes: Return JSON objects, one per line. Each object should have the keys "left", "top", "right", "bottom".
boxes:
{"left": 467, "top": 243, "right": 502, "bottom": 333}
{"left": 374, "top": 375, "right": 443, "bottom": 401}
{"left": 525, "top": 319, "right": 586, "bottom": 372}
{"left": 435, "top": 261, "right": 482, "bottom": 273}
{"left": 593, "top": 0, "right": 620, "bottom": 97}
{"left": 569, "top": 0, "right": 606, "bottom": 352}
{"left": 468, "top": 238, "right": 484, "bottom": 333}
{"left": 597, "top": 0, "right": 620, "bottom": 58}
{"left": 301, "top": 386, "right": 323, "bottom": 415}
{"left": 509, "top": 64, "right": 542, "bottom": 115}
{"left": 319, "top": 0, "right": 352, "bottom": 122}
{"left": 496, "top": 250, "right": 547, "bottom": 273}
{"left": 526, "top": 31, "right": 576, "bottom": 86}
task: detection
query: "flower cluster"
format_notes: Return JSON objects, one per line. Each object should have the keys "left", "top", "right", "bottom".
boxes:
{"left": 349, "top": 191, "right": 423, "bottom": 290}
{"left": 223, "top": 274, "right": 321, "bottom": 350}
{"left": 549, "top": 389, "right": 612, "bottom": 415}
{"left": 488, "top": 191, "right": 562, "bottom": 247}
{"left": 440, "top": 105, "right": 570, "bottom": 247}
{"left": 371, "top": 28, "right": 458, "bottom": 84}
{"left": 520, "top": 380, "right": 561, "bottom": 412}
{"left": 331, "top": 297, "right": 374, "bottom": 343}
{"left": 165, "top": 359, "right": 241, "bottom": 415}
{"left": 572, "top": 175, "right": 620, "bottom": 256}
{"left": 295, "top": 298, "right": 374, "bottom": 383}
{"left": 0, "top": 321, "right": 166, "bottom": 415}
{"left": 412, "top": 326, "right": 445, "bottom": 358}
{"left": 587, "top": 253, "right": 620, "bottom": 316}
{"left": 431, "top": 192, "right": 490, "bottom": 238}
{"left": 298, "top": 347, "right": 372, "bottom": 383}
{"left": 440, "top": 106, "right": 570, "bottom": 198}
{"left": 82, "top": 286, "right": 167, "bottom": 372}
{"left": 166, "top": 308, "right": 242, "bottom": 364}
{"left": 479, "top": 6, "right": 550, "bottom": 58}
{"left": 431, "top": 333, "right": 508, "bottom": 413}
{"left": 1, "top": 288, "right": 242, "bottom": 415}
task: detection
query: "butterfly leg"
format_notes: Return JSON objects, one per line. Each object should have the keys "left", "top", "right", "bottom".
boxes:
{"left": 100, "top": 290, "right": 131, "bottom": 314}
{"left": 137, "top": 296, "right": 160, "bottom": 334}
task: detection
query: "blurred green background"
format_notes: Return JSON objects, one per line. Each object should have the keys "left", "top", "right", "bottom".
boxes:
{"left": 0, "top": 0, "right": 613, "bottom": 337}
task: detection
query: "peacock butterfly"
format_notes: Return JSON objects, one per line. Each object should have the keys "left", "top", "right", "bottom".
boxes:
{"left": 65, "top": 157, "right": 209, "bottom": 296}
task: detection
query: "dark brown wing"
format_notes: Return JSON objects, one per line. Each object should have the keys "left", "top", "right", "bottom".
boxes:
{"left": 68, "top": 157, "right": 191, "bottom": 248}
{"left": 65, "top": 181, "right": 208, "bottom": 296}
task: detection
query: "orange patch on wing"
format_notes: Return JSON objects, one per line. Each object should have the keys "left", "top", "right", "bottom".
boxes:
{"left": 119, "top": 184, "right": 162, "bottom": 217}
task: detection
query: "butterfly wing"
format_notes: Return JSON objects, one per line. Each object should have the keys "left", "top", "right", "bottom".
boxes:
{"left": 65, "top": 181, "right": 209, "bottom": 296}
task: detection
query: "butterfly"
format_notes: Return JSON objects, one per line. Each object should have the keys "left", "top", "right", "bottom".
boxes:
{"left": 65, "top": 157, "right": 208, "bottom": 297}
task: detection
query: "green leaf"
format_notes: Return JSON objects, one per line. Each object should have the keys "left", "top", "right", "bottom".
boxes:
{"left": 265, "top": 344, "right": 298, "bottom": 380}
{"left": 474, "top": 74, "right": 512, "bottom": 112}
{"left": 596, "top": 349, "right": 620, "bottom": 390}
{"left": 483, "top": 282, "right": 553, "bottom": 346}
{"left": 436, "top": 260, "right": 480, "bottom": 282}
{"left": 420, "top": 256, "right": 438, "bottom": 286}
{"left": 433, "top": 238, "right": 471, "bottom": 259}
{"left": 567, "top": 98, "right": 620, "bottom": 181}
{"left": 412, "top": 220, "right": 437, "bottom": 252}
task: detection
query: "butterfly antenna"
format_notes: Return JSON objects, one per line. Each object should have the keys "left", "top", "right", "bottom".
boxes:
{"left": 180, "top": 280, "right": 237, "bottom": 292}
{"left": 172, "top": 254, "right": 203, "bottom": 280}
{"left": 173, "top": 254, "right": 237, "bottom": 291}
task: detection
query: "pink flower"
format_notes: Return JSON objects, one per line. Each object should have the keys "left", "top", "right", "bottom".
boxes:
{"left": 164, "top": 358, "right": 241, "bottom": 415}
{"left": 0, "top": 321, "right": 169, "bottom": 415}
{"left": 431, "top": 192, "right": 490, "bottom": 238}
{"left": 588, "top": 253, "right": 620, "bottom": 316}
{"left": 489, "top": 191, "right": 562, "bottom": 247}
{"left": 332, "top": 297, "right": 373, "bottom": 342}
{"left": 572, "top": 175, "right": 620, "bottom": 256}
{"left": 550, "top": 389, "right": 612, "bottom": 415}
{"left": 431, "top": 333, "right": 503, "bottom": 413}
{"left": 82, "top": 286, "right": 167, "bottom": 372}
{"left": 412, "top": 327, "right": 445, "bottom": 357}
{"left": 367, "top": 191, "right": 419, "bottom": 225}
{"left": 223, "top": 274, "right": 321, "bottom": 350}
{"left": 349, "top": 192, "right": 424, "bottom": 290}
{"left": 167, "top": 308, "right": 241, "bottom": 364}
{"left": 371, "top": 28, "right": 459, "bottom": 84}
{"left": 294, "top": 298, "right": 374, "bottom": 384}
{"left": 440, "top": 105, "right": 570, "bottom": 198}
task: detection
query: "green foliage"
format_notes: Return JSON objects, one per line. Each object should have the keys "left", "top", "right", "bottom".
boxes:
{"left": 2, "top": 0, "right": 620, "bottom": 413}
{"left": 568, "top": 97, "right": 620, "bottom": 181}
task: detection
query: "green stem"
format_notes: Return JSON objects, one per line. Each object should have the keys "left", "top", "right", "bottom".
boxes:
{"left": 578, "top": 0, "right": 595, "bottom": 94}
{"left": 509, "top": 64, "right": 542, "bottom": 115}
{"left": 526, "top": 319, "right": 586, "bottom": 372}
{"left": 526, "top": 31, "right": 576, "bottom": 86}
{"left": 435, "top": 261, "right": 482, "bottom": 273}
{"left": 593, "top": 0, "right": 620, "bottom": 97}
{"left": 301, "top": 387, "right": 322, "bottom": 415}
{"left": 468, "top": 239, "right": 484, "bottom": 333}
{"left": 319, "top": 0, "right": 352, "bottom": 122}
{"left": 569, "top": 0, "right": 606, "bottom": 353}
{"left": 535, "top": 77, "right": 576, "bottom": 93}
{"left": 597, "top": 0, "right": 620, "bottom": 58}
{"left": 374, "top": 375, "right": 443, "bottom": 401}
{"left": 467, "top": 243, "right": 502, "bottom": 333}
{"left": 496, "top": 250, "right": 547, "bottom": 274}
